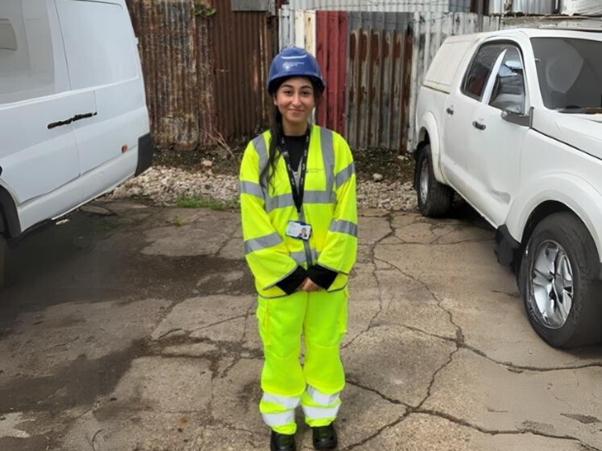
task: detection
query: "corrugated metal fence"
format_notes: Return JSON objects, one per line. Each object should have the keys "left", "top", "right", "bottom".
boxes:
{"left": 347, "top": 13, "right": 414, "bottom": 150}
{"left": 127, "top": 0, "right": 274, "bottom": 150}
{"left": 126, "top": 1, "right": 599, "bottom": 152}
{"left": 286, "top": 0, "right": 471, "bottom": 13}
{"left": 281, "top": 8, "right": 501, "bottom": 151}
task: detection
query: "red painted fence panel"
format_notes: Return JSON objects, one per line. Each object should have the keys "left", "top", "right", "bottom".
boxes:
{"left": 316, "top": 11, "right": 348, "bottom": 136}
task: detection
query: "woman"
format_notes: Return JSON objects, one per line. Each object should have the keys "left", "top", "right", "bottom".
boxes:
{"left": 240, "top": 47, "right": 358, "bottom": 451}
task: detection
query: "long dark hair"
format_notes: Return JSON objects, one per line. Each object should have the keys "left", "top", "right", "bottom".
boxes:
{"left": 260, "top": 77, "right": 323, "bottom": 191}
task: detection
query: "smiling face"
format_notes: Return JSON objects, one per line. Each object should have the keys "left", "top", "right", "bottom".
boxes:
{"left": 273, "top": 77, "right": 316, "bottom": 133}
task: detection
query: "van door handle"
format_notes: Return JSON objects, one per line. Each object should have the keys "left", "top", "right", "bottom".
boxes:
{"left": 48, "top": 112, "right": 97, "bottom": 130}
{"left": 446, "top": 107, "right": 454, "bottom": 115}
{"left": 472, "top": 120, "right": 486, "bottom": 131}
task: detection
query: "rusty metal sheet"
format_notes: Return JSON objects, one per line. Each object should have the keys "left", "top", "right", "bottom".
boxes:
{"left": 287, "top": 0, "right": 470, "bottom": 13}
{"left": 347, "top": 12, "right": 413, "bottom": 151}
{"left": 231, "top": 0, "right": 274, "bottom": 12}
{"left": 126, "top": 0, "right": 275, "bottom": 150}
{"left": 316, "top": 11, "right": 348, "bottom": 135}
{"left": 489, "top": 0, "right": 555, "bottom": 15}
{"left": 212, "top": 0, "right": 274, "bottom": 143}
{"left": 562, "top": 0, "right": 602, "bottom": 15}
{"left": 196, "top": 3, "right": 217, "bottom": 147}
{"left": 127, "top": 0, "right": 200, "bottom": 150}
{"left": 502, "top": 15, "right": 602, "bottom": 29}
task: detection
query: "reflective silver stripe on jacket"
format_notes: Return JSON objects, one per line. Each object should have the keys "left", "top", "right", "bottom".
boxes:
{"left": 304, "top": 190, "right": 333, "bottom": 204}
{"left": 244, "top": 232, "right": 283, "bottom": 254}
{"left": 335, "top": 162, "right": 355, "bottom": 189}
{"left": 329, "top": 219, "right": 358, "bottom": 237}
{"left": 253, "top": 134, "right": 268, "bottom": 172}
{"left": 291, "top": 249, "right": 320, "bottom": 266}
{"left": 320, "top": 127, "right": 335, "bottom": 196}
{"left": 265, "top": 193, "right": 295, "bottom": 213}
{"left": 240, "top": 181, "right": 264, "bottom": 199}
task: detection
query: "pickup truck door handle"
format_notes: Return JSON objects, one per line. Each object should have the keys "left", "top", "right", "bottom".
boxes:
{"left": 472, "top": 120, "right": 486, "bottom": 131}
{"left": 446, "top": 107, "right": 454, "bottom": 115}
{"left": 48, "top": 112, "right": 97, "bottom": 130}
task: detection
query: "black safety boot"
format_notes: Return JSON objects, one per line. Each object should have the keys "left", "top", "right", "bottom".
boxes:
{"left": 312, "top": 423, "right": 337, "bottom": 450}
{"left": 270, "top": 430, "right": 296, "bottom": 451}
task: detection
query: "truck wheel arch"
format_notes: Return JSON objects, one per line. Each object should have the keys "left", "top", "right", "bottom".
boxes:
{"left": 0, "top": 186, "right": 21, "bottom": 239}
{"left": 507, "top": 175, "right": 602, "bottom": 272}
{"left": 417, "top": 113, "right": 445, "bottom": 183}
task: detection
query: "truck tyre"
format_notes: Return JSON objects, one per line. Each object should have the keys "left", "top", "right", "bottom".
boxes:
{"left": 518, "top": 212, "right": 602, "bottom": 348}
{"left": 416, "top": 145, "right": 453, "bottom": 217}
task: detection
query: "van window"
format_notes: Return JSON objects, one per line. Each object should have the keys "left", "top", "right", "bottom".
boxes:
{"left": 462, "top": 44, "right": 505, "bottom": 100}
{"left": 0, "top": 1, "right": 58, "bottom": 105}
{"left": 0, "top": 19, "right": 18, "bottom": 51}
{"left": 56, "top": 0, "right": 137, "bottom": 90}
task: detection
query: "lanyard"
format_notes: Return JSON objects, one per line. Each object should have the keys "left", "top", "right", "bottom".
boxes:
{"left": 279, "top": 130, "right": 311, "bottom": 213}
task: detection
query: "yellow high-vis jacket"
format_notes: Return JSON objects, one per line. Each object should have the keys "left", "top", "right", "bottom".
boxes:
{"left": 240, "top": 125, "right": 358, "bottom": 298}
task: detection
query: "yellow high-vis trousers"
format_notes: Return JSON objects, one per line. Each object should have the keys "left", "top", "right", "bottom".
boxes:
{"left": 257, "top": 288, "right": 348, "bottom": 435}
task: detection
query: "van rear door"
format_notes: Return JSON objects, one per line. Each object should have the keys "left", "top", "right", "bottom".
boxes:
{"left": 55, "top": 0, "right": 148, "bottom": 201}
{"left": 0, "top": 0, "right": 82, "bottom": 233}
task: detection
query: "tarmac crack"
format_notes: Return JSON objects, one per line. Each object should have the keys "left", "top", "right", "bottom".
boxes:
{"left": 374, "top": 256, "right": 465, "bottom": 345}
{"left": 414, "top": 409, "right": 602, "bottom": 451}
{"left": 371, "top": 255, "right": 602, "bottom": 373}
{"left": 342, "top": 411, "right": 410, "bottom": 451}
{"left": 342, "top": 214, "right": 394, "bottom": 350}
{"left": 345, "top": 379, "right": 410, "bottom": 407}
{"left": 188, "top": 313, "right": 247, "bottom": 335}
{"left": 48, "top": 335, "right": 80, "bottom": 349}
{"left": 213, "top": 222, "right": 241, "bottom": 258}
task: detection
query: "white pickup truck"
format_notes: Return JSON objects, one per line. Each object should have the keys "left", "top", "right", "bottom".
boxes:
{"left": 413, "top": 28, "right": 602, "bottom": 348}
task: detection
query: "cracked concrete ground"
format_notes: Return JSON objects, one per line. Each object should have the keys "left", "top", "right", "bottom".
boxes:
{"left": 0, "top": 200, "right": 601, "bottom": 451}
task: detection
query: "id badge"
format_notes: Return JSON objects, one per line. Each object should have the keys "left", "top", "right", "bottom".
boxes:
{"left": 286, "top": 221, "right": 312, "bottom": 241}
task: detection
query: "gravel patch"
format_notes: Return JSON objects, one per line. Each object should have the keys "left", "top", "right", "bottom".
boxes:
{"left": 108, "top": 166, "right": 418, "bottom": 212}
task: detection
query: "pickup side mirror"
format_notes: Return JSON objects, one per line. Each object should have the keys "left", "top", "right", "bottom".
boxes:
{"left": 501, "top": 106, "right": 532, "bottom": 127}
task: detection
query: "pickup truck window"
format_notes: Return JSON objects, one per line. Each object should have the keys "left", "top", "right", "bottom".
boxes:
{"left": 462, "top": 44, "right": 505, "bottom": 100}
{"left": 489, "top": 47, "right": 525, "bottom": 113}
{"left": 532, "top": 37, "right": 602, "bottom": 113}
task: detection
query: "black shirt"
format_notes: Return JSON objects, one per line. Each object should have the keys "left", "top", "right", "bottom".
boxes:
{"left": 282, "top": 134, "right": 306, "bottom": 171}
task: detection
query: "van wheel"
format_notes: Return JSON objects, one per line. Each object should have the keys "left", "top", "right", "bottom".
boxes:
{"left": 415, "top": 145, "right": 453, "bottom": 217}
{"left": 518, "top": 213, "right": 602, "bottom": 348}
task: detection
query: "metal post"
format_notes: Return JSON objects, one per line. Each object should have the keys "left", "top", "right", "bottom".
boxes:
{"left": 477, "top": 0, "right": 484, "bottom": 32}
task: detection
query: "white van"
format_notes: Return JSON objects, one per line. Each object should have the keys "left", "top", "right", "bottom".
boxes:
{"left": 0, "top": 0, "right": 152, "bottom": 278}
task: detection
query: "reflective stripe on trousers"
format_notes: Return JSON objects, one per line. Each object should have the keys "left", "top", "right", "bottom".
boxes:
{"left": 302, "top": 385, "right": 342, "bottom": 426}
{"left": 260, "top": 393, "right": 301, "bottom": 432}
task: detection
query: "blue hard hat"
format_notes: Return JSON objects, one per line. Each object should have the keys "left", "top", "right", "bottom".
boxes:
{"left": 267, "top": 47, "right": 325, "bottom": 95}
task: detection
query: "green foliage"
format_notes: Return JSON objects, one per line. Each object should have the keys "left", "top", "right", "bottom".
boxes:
{"left": 192, "top": 4, "right": 217, "bottom": 18}
{"left": 176, "top": 195, "right": 239, "bottom": 211}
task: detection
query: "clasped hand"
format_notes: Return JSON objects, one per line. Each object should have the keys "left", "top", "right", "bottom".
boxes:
{"left": 299, "top": 278, "right": 321, "bottom": 292}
